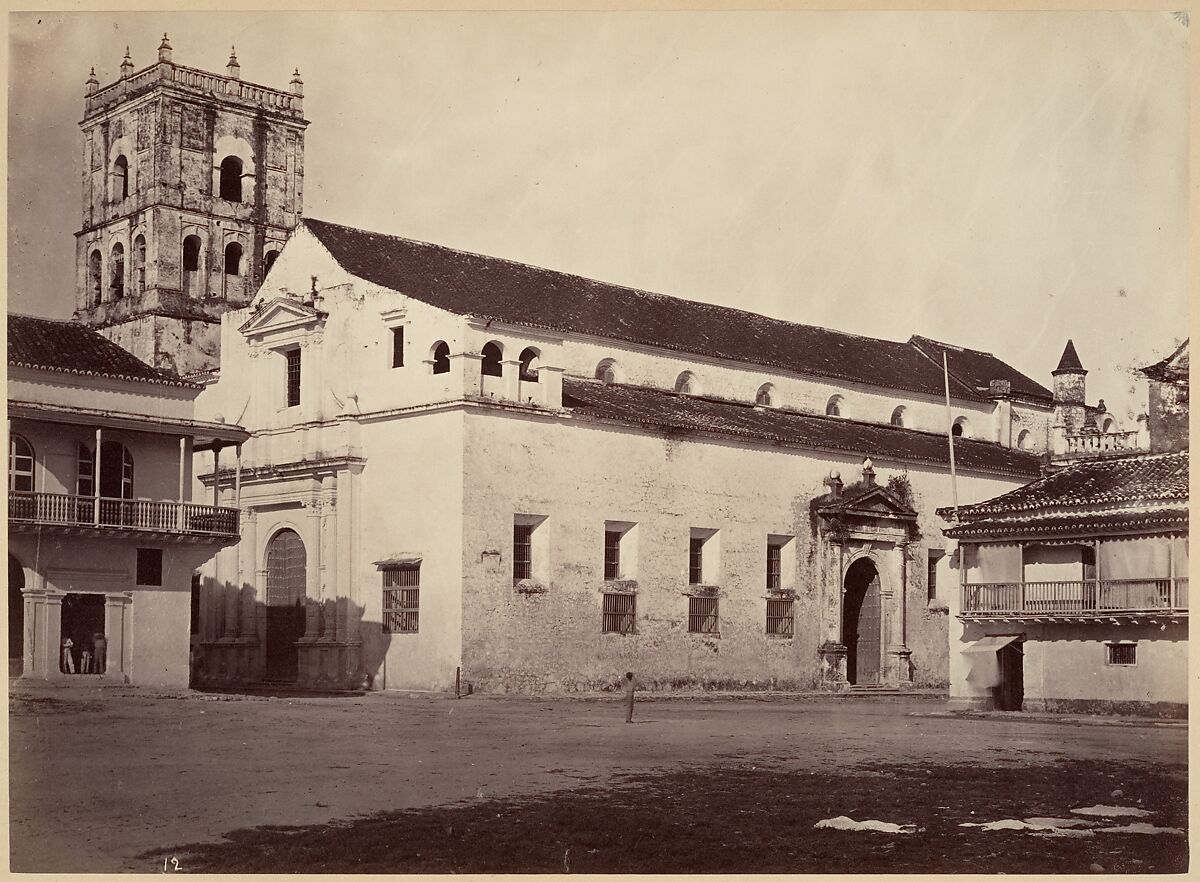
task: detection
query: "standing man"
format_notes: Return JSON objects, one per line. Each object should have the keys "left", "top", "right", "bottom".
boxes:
{"left": 622, "top": 671, "right": 638, "bottom": 723}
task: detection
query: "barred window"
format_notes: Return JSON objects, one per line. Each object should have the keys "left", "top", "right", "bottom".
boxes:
{"left": 688, "top": 596, "right": 719, "bottom": 634}
{"left": 1106, "top": 643, "right": 1136, "bottom": 666}
{"left": 927, "top": 550, "right": 944, "bottom": 601}
{"left": 766, "top": 543, "right": 782, "bottom": 591}
{"left": 602, "top": 592, "right": 636, "bottom": 634}
{"left": 383, "top": 565, "right": 420, "bottom": 633}
{"left": 604, "top": 530, "right": 622, "bottom": 580}
{"left": 285, "top": 349, "right": 302, "bottom": 408}
{"left": 766, "top": 599, "right": 794, "bottom": 637}
{"left": 689, "top": 536, "right": 704, "bottom": 585}
{"left": 513, "top": 523, "right": 534, "bottom": 583}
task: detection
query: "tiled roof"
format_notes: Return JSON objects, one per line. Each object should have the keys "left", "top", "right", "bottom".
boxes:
{"left": 303, "top": 217, "right": 1019, "bottom": 401}
{"left": 1054, "top": 339, "right": 1085, "bottom": 373}
{"left": 910, "top": 336, "right": 1053, "bottom": 402}
{"left": 945, "top": 506, "right": 1188, "bottom": 539}
{"left": 7, "top": 314, "right": 193, "bottom": 387}
{"left": 942, "top": 450, "right": 1188, "bottom": 518}
{"left": 1140, "top": 339, "right": 1188, "bottom": 384}
{"left": 560, "top": 378, "right": 1042, "bottom": 477}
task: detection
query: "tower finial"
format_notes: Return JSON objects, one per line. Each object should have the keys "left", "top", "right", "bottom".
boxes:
{"left": 290, "top": 67, "right": 304, "bottom": 97}
{"left": 86, "top": 66, "right": 99, "bottom": 94}
{"left": 158, "top": 32, "right": 173, "bottom": 63}
{"left": 120, "top": 46, "right": 133, "bottom": 78}
{"left": 226, "top": 45, "right": 241, "bottom": 79}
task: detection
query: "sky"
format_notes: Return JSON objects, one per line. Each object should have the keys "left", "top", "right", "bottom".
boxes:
{"left": 7, "top": 10, "right": 1190, "bottom": 420}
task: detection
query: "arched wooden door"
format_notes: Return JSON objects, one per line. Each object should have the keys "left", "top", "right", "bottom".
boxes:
{"left": 265, "top": 529, "right": 306, "bottom": 681}
{"left": 843, "top": 558, "right": 882, "bottom": 685}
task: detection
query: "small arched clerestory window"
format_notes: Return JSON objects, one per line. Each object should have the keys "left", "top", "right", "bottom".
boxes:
{"left": 133, "top": 235, "right": 147, "bottom": 295}
{"left": 431, "top": 341, "right": 451, "bottom": 375}
{"left": 89, "top": 250, "right": 103, "bottom": 306}
{"left": 109, "top": 242, "right": 125, "bottom": 300}
{"left": 595, "top": 359, "right": 618, "bottom": 385}
{"left": 755, "top": 384, "right": 775, "bottom": 407}
{"left": 675, "top": 371, "right": 697, "bottom": 395}
{"left": 480, "top": 342, "right": 503, "bottom": 378}
{"left": 1017, "top": 429, "right": 1032, "bottom": 450}
{"left": 113, "top": 155, "right": 129, "bottom": 201}
{"left": 952, "top": 416, "right": 970, "bottom": 438}
{"left": 826, "top": 395, "right": 845, "bottom": 417}
{"left": 518, "top": 347, "right": 540, "bottom": 383}
{"left": 224, "top": 242, "right": 243, "bottom": 276}
{"left": 890, "top": 406, "right": 906, "bottom": 428}
{"left": 264, "top": 249, "right": 280, "bottom": 275}
{"left": 8, "top": 435, "right": 34, "bottom": 493}
{"left": 219, "top": 156, "right": 243, "bottom": 202}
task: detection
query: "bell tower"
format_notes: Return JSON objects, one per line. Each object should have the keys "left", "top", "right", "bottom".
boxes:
{"left": 74, "top": 35, "right": 309, "bottom": 375}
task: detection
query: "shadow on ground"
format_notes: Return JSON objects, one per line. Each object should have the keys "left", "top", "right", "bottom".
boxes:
{"left": 141, "top": 759, "right": 1187, "bottom": 874}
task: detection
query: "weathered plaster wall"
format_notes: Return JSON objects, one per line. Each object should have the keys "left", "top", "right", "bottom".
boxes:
{"left": 457, "top": 406, "right": 1026, "bottom": 693}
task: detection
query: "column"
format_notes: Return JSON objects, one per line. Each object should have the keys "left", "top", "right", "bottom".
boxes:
{"left": 44, "top": 594, "right": 65, "bottom": 679}
{"left": 500, "top": 358, "right": 521, "bottom": 401}
{"left": 238, "top": 508, "right": 258, "bottom": 640}
{"left": 93, "top": 427, "right": 103, "bottom": 524}
{"left": 301, "top": 499, "right": 322, "bottom": 641}
{"left": 211, "top": 445, "right": 221, "bottom": 509}
{"left": 104, "top": 594, "right": 131, "bottom": 683}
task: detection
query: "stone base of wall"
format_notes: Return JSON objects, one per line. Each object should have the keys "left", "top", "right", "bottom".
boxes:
{"left": 297, "top": 641, "right": 362, "bottom": 691}
{"left": 193, "top": 639, "right": 260, "bottom": 687}
{"left": 1024, "top": 697, "right": 1187, "bottom": 720}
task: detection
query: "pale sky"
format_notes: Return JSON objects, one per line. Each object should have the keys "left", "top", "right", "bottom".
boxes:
{"left": 7, "top": 11, "right": 1190, "bottom": 419}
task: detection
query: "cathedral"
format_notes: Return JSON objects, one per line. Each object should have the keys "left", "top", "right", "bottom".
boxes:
{"left": 70, "top": 39, "right": 1086, "bottom": 694}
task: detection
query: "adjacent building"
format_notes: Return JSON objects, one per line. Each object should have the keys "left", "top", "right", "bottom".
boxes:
{"left": 943, "top": 341, "right": 1189, "bottom": 717}
{"left": 8, "top": 314, "right": 246, "bottom": 686}
{"left": 187, "top": 217, "right": 1050, "bottom": 693}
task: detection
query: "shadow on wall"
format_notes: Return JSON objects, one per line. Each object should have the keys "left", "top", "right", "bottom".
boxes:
{"left": 190, "top": 574, "right": 391, "bottom": 691}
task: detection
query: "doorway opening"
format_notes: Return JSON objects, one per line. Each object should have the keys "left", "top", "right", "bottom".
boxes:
{"left": 843, "top": 557, "right": 881, "bottom": 685}
{"left": 9, "top": 555, "right": 25, "bottom": 676}
{"left": 60, "top": 593, "right": 106, "bottom": 674}
{"left": 265, "top": 529, "right": 307, "bottom": 681}
{"left": 995, "top": 642, "right": 1024, "bottom": 711}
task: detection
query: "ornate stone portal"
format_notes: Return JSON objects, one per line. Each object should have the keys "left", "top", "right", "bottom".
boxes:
{"left": 813, "top": 460, "right": 919, "bottom": 690}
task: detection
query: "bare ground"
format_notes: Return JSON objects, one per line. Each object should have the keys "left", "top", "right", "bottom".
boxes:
{"left": 8, "top": 685, "right": 1187, "bottom": 873}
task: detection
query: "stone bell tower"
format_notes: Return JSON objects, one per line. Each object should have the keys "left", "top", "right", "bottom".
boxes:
{"left": 73, "top": 35, "right": 309, "bottom": 375}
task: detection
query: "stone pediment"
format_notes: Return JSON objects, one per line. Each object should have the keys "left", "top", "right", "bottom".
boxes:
{"left": 238, "top": 296, "right": 327, "bottom": 339}
{"left": 814, "top": 484, "right": 918, "bottom": 523}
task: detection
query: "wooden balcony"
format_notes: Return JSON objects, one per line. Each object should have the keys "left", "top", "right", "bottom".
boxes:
{"left": 961, "top": 578, "right": 1188, "bottom": 620}
{"left": 9, "top": 492, "right": 239, "bottom": 541}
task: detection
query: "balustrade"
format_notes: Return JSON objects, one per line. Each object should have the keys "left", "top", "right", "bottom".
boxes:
{"left": 961, "top": 578, "right": 1188, "bottom": 616}
{"left": 9, "top": 491, "right": 239, "bottom": 539}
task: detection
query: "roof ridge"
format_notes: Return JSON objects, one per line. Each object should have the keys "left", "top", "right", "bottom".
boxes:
{"left": 302, "top": 216, "right": 970, "bottom": 355}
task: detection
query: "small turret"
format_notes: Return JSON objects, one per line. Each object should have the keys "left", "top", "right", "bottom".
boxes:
{"left": 226, "top": 46, "right": 240, "bottom": 79}
{"left": 290, "top": 68, "right": 304, "bottom": 96}
{"left": 157, "top": 33, "right": 173, "bottom": 64}
{"left": 1052, "top": 339, "right": 1087, "bottom": 405}
{"left": 119, "top": 46, "right": 133, "bottom": 79}
{"left": 85, "top": 67, "right": 99, "bottom": 95}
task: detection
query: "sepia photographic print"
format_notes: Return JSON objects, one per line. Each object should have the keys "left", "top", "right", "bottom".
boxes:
{"left": 6, "top": 8, "right": 1190, "bottom": 874}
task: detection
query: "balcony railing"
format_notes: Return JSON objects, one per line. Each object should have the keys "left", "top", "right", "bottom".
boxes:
{"left": 1063, "top": 430, "right": 1140, "bottom": 455}
{"left": 9, "top": 492, "right": 239, "bottom": 539}
{"left": 962, "top": 578, "right": 1188, "bottom": 617}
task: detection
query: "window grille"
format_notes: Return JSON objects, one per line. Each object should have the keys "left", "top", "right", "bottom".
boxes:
{"left": 513, "top": 523, "right": 534, "bottom": 583}
{"left": 382, "top": 566, "right": 420, "bottom": 633}
{"left": 392, "top": 327, "right": 405, "bottom": 368}
{"left": 689, "top": 536, "right": 704, "bottom": 585}
{"left": 285, "top": 349, "right": 302, "bottom": 407}
{"left": 927, "top": 550, "right": 944, "bottom": 601}
{"left": 766, "top": 599, "right": 794, "bottom": 636}
{"left": 604, "top": 530, "right": 621, "bottom": 580}
{"left": 766, "top": 543, "right": 782, "bottom": 591}
{"left": 602, "top": 592, "right": 636, "bottom": 634}
{"left": 688, "top": 596, "right": 719, "bottom": 634}
{"left": 1106, "top": 643, "right": 1136, "bottom": 666}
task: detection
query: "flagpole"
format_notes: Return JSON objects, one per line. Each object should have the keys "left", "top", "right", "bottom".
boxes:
{"left": 943, "top": 352, "right": 959, "bottom": 521}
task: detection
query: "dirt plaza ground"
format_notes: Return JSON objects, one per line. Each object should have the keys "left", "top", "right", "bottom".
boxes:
{"left": 8, "top": 684, "right": 1188, "bottom": 874}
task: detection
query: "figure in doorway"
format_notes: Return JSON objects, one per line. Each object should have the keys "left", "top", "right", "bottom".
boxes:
{"left": 79, "top": 636, "right": 93, "bottom": 674}
{"left": 92, "top": 632, "right": 107, "bottom": 675}
{"left": 60, "top": 636, "right": 75, "bottom": 674}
